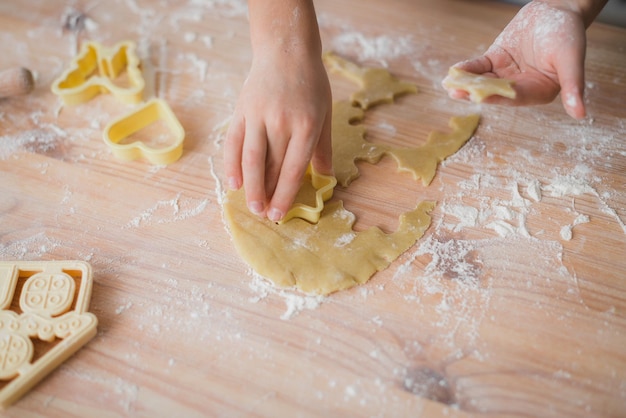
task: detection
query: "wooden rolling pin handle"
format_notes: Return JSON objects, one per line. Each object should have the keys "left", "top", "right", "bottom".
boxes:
{"left": 0, "top": 67, "right": 35, "bottom": 99}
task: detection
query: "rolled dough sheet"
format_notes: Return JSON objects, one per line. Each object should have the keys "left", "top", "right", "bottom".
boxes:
{"left": 224, "top": 191, "right": 434, "bottom": 295}
{"left": 442, "top": 66, "right": 516, "bottom": 103}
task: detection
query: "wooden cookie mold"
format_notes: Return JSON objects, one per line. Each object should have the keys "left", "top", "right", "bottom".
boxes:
{"left": 0, "top": 261, "right": 97, "bottom": 409}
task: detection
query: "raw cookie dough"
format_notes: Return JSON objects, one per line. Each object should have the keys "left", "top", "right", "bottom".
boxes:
{"left": 323, "top": 52, "right": 417, "bottom": 109}
{"left": 223, "top": 56, "right": 480, "bottom": 295}
{"left": 387, "top": 114, "right": 481, "bottom": 186}
{"left": 224, "top": 191, "right": 434, "bottom": 295}
{"left": 331, "top": 101, "right": 480, "bottom": 188}
{"left": 442, "top": 66, "right": 516, "bottom": 103}
{"left": 331, "top": 100, "right": 388, "bottom": 187}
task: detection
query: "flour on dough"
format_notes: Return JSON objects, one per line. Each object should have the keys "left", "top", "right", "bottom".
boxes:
{"left": 442, "top": 66, "right": 516, "bottom": 103}
{"left": 224, "top": 57, "right": 480, "bottom": 295}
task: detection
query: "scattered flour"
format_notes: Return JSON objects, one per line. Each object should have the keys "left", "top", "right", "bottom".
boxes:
{"left": 526, "top": 179, "right": 542, "bottom": 202}
{"left": 0, "top": 129, "right": 63, "bottom": 160}
{"left": 560, "top": 214, "right": 588, "bottom": 241}
{"left": 248, "top": 273, "right": 325, "bottom": 320}
{"left": 330, "top": 32, "right": 414, "bottom": 66}
{"left": 125, "top": 193, "right": 209, "bottom": 228}
{"left": 0, "top": 232, "right": 62, "bottom": 259}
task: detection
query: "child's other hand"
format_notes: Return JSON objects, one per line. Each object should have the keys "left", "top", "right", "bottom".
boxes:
{"left": 445, "top": 1, "right": 588, "bottom": 119}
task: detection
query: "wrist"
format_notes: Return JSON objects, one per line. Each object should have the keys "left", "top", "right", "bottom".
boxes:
{"left": 533, "top": 0, "right": 608, "bottom": 27}
{"left": 248, "top": 0, "right": 322, "bottom": 57}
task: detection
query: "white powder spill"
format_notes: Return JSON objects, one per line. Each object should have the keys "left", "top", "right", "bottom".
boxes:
{"left": 527, "top": 179, "right": 542, "bottom": 202}
{"left": 125, "top": 193, "right": 209, "bottom": 228}
{"left": 414, "top": 235, "right": 481, "bottom": 286}
{"left": 330, "top": 32, "right": 415, "bottom": 66}
{"left": 560, "top": 214, "right": 590, "bottom": 241}
{"left": 0, "top": 129, "right": 64, "bottom": 160}
{"left": 248, "top": 273, "right": 326, "bottom": 320}
{"left": 0, "top": 232, "right": 62, "bottom": 259}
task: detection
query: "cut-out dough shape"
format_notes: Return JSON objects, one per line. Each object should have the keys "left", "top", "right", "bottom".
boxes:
{"left": 224, "top": 58, "right": 480, "bottom": 295}
{"left": 280, "top": 165, "right": 337, "bottom": 225}
{"left": 0, "top": 261, "right": 97, "bottom": 409}
{"left": 442, "top": 66, "right": 516, "bottom": 103}
{"left": 51, "top": 41, "right": 145, "bottom": 105}
{"left": 387, "top": 114, "right": 481, "bottom": 186}
{"left": 323, "top": 52, "right": 417, "bottom": 109}
{"left": 103, "top": 98, "right": 185, "bottom": 165}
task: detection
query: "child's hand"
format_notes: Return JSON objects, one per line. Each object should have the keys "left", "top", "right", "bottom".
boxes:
{"left": 445, "top": 1, "right": 591, "bottom": 119}
{"left": 225, "top": 49, "right": 332, "bottom": 222}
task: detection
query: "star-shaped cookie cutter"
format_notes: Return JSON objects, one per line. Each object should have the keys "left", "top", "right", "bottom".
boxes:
{"left": 51, "top": 40, "right": 145, "bottom": 105}
{"left": 102, "top": 98, "right": 185, "bottom": 165}
{"left": 280, "top": 165, "right": 337, "bottom": 225}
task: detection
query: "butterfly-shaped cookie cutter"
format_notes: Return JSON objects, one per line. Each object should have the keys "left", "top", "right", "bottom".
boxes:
{"left": 51, "top": 40, "right": 145, "bottom": 105}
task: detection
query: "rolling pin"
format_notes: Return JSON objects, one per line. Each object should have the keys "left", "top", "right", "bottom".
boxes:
{"left": 0, "top": 67, "right": 35, "bottom": 99}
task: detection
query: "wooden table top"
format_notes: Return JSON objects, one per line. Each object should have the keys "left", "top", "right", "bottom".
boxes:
{"left": 1, "top": 0, "right": 625, "bottom": 416}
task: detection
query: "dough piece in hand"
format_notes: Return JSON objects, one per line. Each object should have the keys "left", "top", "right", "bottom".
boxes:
{"left": 442, "top": 66, "right": 516, "bottom": 103}
{"left": 323, "top": 52, "right": 417, "bottom": 109}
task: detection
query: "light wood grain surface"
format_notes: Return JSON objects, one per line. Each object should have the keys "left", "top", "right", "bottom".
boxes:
{"left": 1, "top": 0, "right": 625, "bottom": 417}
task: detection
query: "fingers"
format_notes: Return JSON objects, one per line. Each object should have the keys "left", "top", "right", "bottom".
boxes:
{"left": 266, "top": 119, "right": 325, "bottom": 222}
{"left": 310, "top": 110, "right": 333, "bottom": 176}
{"left": 224, "top": 114, "right": 244, "bottom": 191}
{"left": 554, "top": 36, "right": 587, "bottom": 119}
{"left": 444, "top": 50, "right": 560, "bottom": 108}
{"left": 454, "top": 56, "right": 494, "bottom": 75}
{"left": 241, "top": 122, "right": 268, "bottom": 217}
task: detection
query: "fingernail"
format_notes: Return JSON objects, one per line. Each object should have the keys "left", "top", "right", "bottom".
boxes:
{"left": 268, "top": 208, "right": 283, "bottom": 222}
{"left": 248, "top": 201, "right": 265, "bottom": 215}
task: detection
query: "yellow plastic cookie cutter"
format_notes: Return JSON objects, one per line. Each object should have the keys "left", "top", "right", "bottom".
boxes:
{"left": 280, "top": 165, "right": 337, "bottom": 225}
{"left": 51, "top": 40, "right": 145, "bottom": 105}
{"left": 102, "top": 98, "right": 185, "bottom": 165}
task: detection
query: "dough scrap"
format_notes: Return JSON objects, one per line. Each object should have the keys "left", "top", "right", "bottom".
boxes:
{"left": 223, "top": 57, "right": 481, "bottom": 295}
{"left": 332, "top": 100, "right": 388, "bottom": 187}
{"left": 387, "top": 114, "right": 481, "bottom": 186}
{"left": 323, "top": 52, "right": 417, "bottom": 109}
{"left": 442, "top": 66, "right": 516, "bottom": 103}
{"left": 331, "top": 101, "right": 480, "bottom": 187}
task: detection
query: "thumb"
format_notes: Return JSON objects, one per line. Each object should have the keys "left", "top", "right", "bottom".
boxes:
{"left": 311, "top": 110, "right": 334, "bottom": 176}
